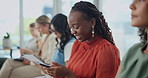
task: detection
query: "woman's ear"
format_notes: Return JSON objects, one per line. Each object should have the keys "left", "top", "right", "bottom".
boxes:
{"left": 44, "top": 23, "right": 50, "bottom": 29}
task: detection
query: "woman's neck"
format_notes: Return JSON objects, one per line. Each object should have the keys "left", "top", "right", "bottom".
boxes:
{"left": 33, "top": 35, "right": 40, "bottom": 38}
{"left": 46, "top": 31, "right": 52, "bottom": 36}
{"left": 86, "top": 37, "right": 95, "bottom": 43}
{"left": 86, "top": 35, "right": 98, "bottom": 43}
{"left": 144, "top": 45, "right": 148, "bottom": 54}
{"left": 143, "top": 28, "right": 148, "bottom": 54}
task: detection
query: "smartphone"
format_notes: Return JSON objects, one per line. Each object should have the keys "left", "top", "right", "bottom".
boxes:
{"left": 34, "top": 61, "right": 51, "bottom": 67}
{"left": 39, "top": 63, "right": 51, "bottom": 67}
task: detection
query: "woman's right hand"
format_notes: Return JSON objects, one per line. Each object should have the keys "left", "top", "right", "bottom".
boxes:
{"left": 20, "top": 48, "right": 33, "bottom": 55}
{"left": 43, "top": 62, "right": 76, "bottom": 78}
{"left": 34, "top": 62, "right": 47, "bottom": 73}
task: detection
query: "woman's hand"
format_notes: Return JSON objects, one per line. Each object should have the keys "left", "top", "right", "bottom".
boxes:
{"left": 20, "top": 48, "right": 29, "bottom": 54}
{"left": 34, "top": 62, "right": 47, "bottom": 73}
{"left": 43, "top": 62, "right": 76, "bottom": 78}
{"left": 22, "top": 59, "right": 30, "bottom": 65}
{"left": 20, "top": 48, "right": 35, "bottom": 55}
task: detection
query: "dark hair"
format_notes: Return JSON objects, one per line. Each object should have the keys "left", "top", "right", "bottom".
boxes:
{"left": 71, "top": 1, "right": 115, "bottom": 45}
{"left": 29, "top": 23, "right": 35, "bottom": 28}
{"left": 138, "top": 27, "right": 147, "bottom": 44}
{"left": 50, "top": 13, "right": 74, "bottom": 52}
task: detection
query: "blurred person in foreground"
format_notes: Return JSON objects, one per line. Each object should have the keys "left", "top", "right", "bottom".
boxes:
{"left": 116, "top": 0, "right": 148, "bottom": 78}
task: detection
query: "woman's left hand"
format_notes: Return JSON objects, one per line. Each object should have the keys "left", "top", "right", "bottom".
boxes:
{"left": 22, "top": 59, "right": 30, "bottom": 65}
{"left": 43, "top": 62, "right": 75, "bottom": 77}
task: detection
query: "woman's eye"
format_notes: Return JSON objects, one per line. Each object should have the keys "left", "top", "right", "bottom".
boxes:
{"left": 137, "top": 0, "right": 146, "bottom": 2}
{"left": 73, "top": 25, "right": 79, "bottom": 29}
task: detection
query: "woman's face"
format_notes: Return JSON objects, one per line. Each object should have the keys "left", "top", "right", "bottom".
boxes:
{"left": 35, "top": 23, "right": 49, "bottom": 34}
{"left": 29, "top": 27, "right": 39, "bottom": 37}
{"left": 51, "top": 24, "right": 62, "bottom": 38}
{"left": 130, "top": 0, "right": 148, "bottom": 28}
{"left": 68, "top": 11, "right": 95, "bottom": 42}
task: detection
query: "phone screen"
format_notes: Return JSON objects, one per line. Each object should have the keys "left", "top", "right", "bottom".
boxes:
{"left": 34, "top": 61, "right": 51, "bottom": 67}
{"left": 39, "top": 63, "right": 51, "bottom": 67}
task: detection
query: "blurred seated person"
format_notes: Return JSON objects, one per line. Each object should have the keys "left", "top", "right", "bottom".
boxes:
{"left": 35, "top": 13, "right": 76, "bottom": 78}
{"left": 20, "top": 22, "right": 41, "bottom": 56}
{"left": 0, "top": 15, "right": 56, "bottom": 78}
{"left": 0, "top": 22, "right": 42, "bottom": 78}
{"left": 0, "top": 22, "right": 40, "bottom": 69}
{"left": 50, "top": 13, "right": 76, "bottom": 65}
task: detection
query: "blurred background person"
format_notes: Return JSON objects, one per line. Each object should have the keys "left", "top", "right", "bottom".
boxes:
{"left": 33, "top": 15, "right": 57, "bottom": 78}
{"left": 8, "top": 15, "right": 56, "bottom": 78}
{"left": 50, "top": 13, "right": 75, "bottom": 65}
{"left": 20, "top": 22, "right": 41, "bottom": 56}
{"left": 36, "top": 13, "right": 76, "bottom": 78}
{"left": 0, "top": 22, "right": 42, "bottom": 78}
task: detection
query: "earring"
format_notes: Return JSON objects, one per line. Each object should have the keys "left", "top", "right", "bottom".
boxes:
{"left": 92, "top": 26, "right": 95, "bottom": 37}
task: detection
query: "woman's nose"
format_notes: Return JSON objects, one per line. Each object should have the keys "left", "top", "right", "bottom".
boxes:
{"left": 38, "top": 29, "right": 40, "bottom": 32}
{"left": 70, "top": 28, "right": 76, "bottom": 35}
{"left": 129, "top": 2, "right": 135, "bottom": 10}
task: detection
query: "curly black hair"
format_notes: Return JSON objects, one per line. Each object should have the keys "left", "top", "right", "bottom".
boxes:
{"left": 138, "top": 27, "right": 147, "bottom": 44}
{"left": 70, "top": 1, "right": 115, "bottom": 45}
{"left": 50, "top": 13, "right": 74, "bottom": 52}
{"left": 71, "top": 1, "right": 115, "bottom": 45}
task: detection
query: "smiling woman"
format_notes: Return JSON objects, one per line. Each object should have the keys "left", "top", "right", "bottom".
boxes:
{"left": 43, "top": 1, "right": 120, "bottom": 78}
{"left": 49, "top": 13, "right": 76, "bottom": 65}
